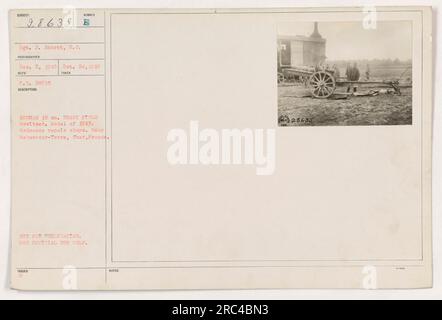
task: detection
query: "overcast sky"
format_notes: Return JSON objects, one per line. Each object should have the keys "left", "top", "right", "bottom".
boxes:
{"left": 278, "top": 21, "right": 412, "bottom": 61}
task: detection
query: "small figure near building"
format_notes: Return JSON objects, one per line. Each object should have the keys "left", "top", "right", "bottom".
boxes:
{"left": 365, "top": 64, "right": 371, "bottom": 80}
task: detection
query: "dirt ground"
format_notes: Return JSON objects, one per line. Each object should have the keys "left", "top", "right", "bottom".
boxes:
{"left": 278, "top": 84, "right": 412, "bottom": 126}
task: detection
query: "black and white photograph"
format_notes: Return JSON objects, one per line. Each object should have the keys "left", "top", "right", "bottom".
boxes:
{"left": 277, "top": 21, "right": 413, "bottom": 126}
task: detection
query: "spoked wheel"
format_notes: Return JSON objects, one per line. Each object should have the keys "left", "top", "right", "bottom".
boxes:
{"left": 277, "top": 72, "right": 285, "bottom": 84}
{"left": 308, "top": 71, "right": 336, "bottom": 98}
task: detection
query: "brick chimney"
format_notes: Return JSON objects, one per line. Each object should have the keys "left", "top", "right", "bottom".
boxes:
{"left": 310, "top": 22, "right": 322, "bottom": 39}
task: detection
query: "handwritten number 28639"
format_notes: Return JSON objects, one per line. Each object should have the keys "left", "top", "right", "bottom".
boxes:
{"left": 26, "top": 17, "right": 71, "bottom": 28}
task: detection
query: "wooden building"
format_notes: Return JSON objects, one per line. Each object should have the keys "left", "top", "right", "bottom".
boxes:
{"left": 278, "top": 22, "right": 326, "bottom": 68}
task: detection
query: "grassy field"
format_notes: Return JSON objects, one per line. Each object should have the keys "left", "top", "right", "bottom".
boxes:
{"left": 278, "top": 85, "right": 412, "bottom": 126}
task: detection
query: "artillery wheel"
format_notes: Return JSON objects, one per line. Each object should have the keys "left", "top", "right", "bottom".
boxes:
{"left": 308, "top": 71, "right": 336, "bottom": 98}
{"left": 277, "top": 72, "right": 285, "bottom": 84}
